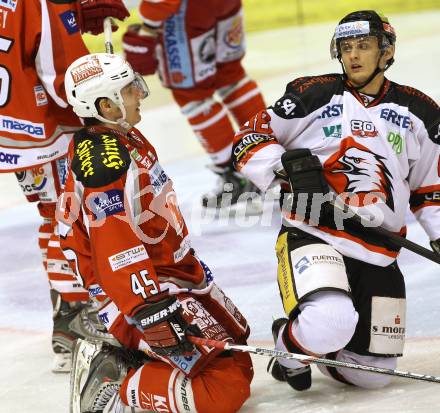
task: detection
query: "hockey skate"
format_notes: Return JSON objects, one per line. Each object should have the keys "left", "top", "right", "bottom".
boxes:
{"left": 52, "top": 291, "right": 120, "bottom": 373}
{"left": 267, "top": 318, "right": 312, "bottom": 391}
{"left": 201, "top": 164, "right": 262, "bottom": 215}
{"left": 51, "top": 290, "right": 87, "bottom": 373}
{"left": 70, "top": 340, "right": 138, "bottom": 413}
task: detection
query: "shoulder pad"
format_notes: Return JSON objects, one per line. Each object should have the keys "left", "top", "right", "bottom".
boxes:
{"left": 392, "top": 84, "right": 440, "bottom": 145}
{"left": 71, "top": 129, "right": 131, "bottom": 188}
{"left": 270, "top": 74, "right": 342, "bottom": 120}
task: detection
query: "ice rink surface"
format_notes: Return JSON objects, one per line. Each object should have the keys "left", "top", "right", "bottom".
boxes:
{"left": 1, "top": 10, "right": 440, "bottom": 413}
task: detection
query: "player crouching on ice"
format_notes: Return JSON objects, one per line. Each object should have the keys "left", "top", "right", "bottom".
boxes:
{"left": 231, "top": 10, "right": 440, "bottom": 391}
{"left": 59, "top": 53, "right": 252, "bottom": 413}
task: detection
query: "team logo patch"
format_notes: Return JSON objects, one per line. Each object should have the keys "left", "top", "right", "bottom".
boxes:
{"left": 90, "top": 189, "right": 124, "bottom": 219}
{"left": 34, "top": 85, "right": 48, "bottom": 106}
{"left": 324, "top": 137, "right": 395, "bottom": 210}
{"left": 59, "top": 10, "right": 79, "bottom": 35}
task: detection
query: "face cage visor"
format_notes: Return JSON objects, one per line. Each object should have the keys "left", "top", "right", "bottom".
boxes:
{"left": 130, "top": 73, "right": 150, "bottom": 100}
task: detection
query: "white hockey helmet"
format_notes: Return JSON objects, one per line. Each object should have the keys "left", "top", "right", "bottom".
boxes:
{"left": 65, "top": 53, "right": 149, "bottom": 125}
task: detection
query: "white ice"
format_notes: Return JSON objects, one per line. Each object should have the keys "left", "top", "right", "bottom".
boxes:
{"left": 1, "top": 11, "right": 440, "bottom": 413}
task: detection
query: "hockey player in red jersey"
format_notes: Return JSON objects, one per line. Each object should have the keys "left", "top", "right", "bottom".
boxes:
{"left": 121, "top": 0, "right": 266, "bottom": 208}
{"left": 0, "top": 0, "right": 93, "bottom": 372}
{"left": 61, "top": 52, "right": 252, "bottom": 412}
{"left": 0, "top": 0, "right": 131, "bottom": 372}
{"left": 232, "top": 11, "right": 440, "bottom": 390}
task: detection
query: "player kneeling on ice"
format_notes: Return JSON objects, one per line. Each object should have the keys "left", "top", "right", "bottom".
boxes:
{"left": 231, "top": 10, "right": 440, "bottom": 391}
{"left": 59, "top": 53, "right": 252, "bottom": 413}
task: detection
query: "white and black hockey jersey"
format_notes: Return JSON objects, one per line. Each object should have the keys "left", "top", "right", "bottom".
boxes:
{"left": 232, "top": 74, "right": 440, "bottom": 266}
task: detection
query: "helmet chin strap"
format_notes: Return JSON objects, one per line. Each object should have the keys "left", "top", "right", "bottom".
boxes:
{"left": 93, "top": 103, "right": 133, "bottom": 130}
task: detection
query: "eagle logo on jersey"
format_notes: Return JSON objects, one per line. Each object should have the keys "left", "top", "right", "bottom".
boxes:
{"left": 324, "top": 137, "right": 395, "bottom": 210}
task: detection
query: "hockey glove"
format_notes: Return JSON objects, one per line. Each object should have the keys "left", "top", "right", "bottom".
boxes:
{"left": 279, "top": 149, "right": 330, "bottom": 222}
{"left": 122, "top": 24, "right": 159, "bottom": 76}
{"left": 133, "top": 294, "right": 198, "bottom": 357}
{"left": 431, "top": 239, "right": 440, "bottom": 255}
{"left": 77, "top": 0, "right": 130, "bottom": 35}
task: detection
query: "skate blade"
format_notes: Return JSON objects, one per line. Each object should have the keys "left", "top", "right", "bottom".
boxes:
{"left": 70, "top": 339, "right": 103, "bottom": 413}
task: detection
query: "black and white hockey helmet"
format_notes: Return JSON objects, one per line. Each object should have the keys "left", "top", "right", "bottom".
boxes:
{"left": 330, "top": 10, "right": 396, "bottom": 63}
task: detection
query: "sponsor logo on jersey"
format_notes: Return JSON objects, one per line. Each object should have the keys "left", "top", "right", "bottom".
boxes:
{"left": 130, "top": 148, "right": 152, "bottom": 168}
{"left": 350, "top": 119, "right": 378, "bottom": 138}
{"left": 98, "top": 312, "right": 109, "bottom": 324}
{"left": 15, "top": 170, "right": 26, "bottom": 182}
{"left": 199, "top": 34, "right": 216, "bottom": 64}
{"left": 89, "top": 285, "right": 104, "bottom": 297}
{"left": 140, "top": 391, "right": 170, "bottom": 412}
{"left": 233, "top": 133, "right": 277, "bottom": 162}
{"left": 90, "top": 189, "right": 124, "bottom": 219}
{"left": 34, "top": 85, "right": 48, "bottom": 106}
{"left": 100, "top": 135, "right": 126, "bottom": 170}
{"left": 37, "top": 150, "right": 60, "bottom": 161}
{"left": 0, "top": 115, "right": 45, "bottom": 138}
{"left": 223, "top": 15, "right": 243, "bottom": 49}
{"left": 294, "top": 256, "right": 311, "bottom": 274}
{"left": 179, "top": 376, "right": 192, "bottom": 412}
{"left": 56, "top": 157, "right": 67, "bottom": 187}
{"left": 387, "top": 131, "right": 404, "bottom": 155}
{"left": 149, "top": 162, "right": 168, "bottom": 195}
{"left": 0, "top": 0, "right": 17, "bottom": 12}
{"left": 169, "top": 350, "right": 202, "bottom": 375}
{"left": 273, "top": 97, "right": 297, "bottom": 118}
{"left": 108, "top": 245, "right": 149, "bottom": 272}
{"left": 173, "top": 235, "right": 191, "bottom": 263}
{"left": 380, "top": 108, "right": 411, "bottom": 129}
{"left": 70, "top": 55, "right": 103, "bottom": 85}
{"left": 318, "top": 104, "right": 343, "bottom": 119}
{"left": 0, "top": 151, "right": 20, "bottom": 165}
{"left": 19, "top": 166, "right": 48, "bottom": 193}
{"left": 76, "top": 139, "right": 95, "bottom": 177}
{"left": 322, "top": 124, "right": 342, "bottom": 138}
{"left": 324, "top": 137, "right": 395, "bottom": 210}
{"left": 59, "top": 10, "right": 79, "bottom": 34}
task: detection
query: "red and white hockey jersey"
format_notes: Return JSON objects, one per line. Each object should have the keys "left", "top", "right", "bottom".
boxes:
{"left": 232, "top": 75, "right": 440, "bottom": 266}
{"left": 59, "top": 126, "right": 249, "bottom": 374}
{"left": 0, "top": 0, "right": 88, "bottom": 171}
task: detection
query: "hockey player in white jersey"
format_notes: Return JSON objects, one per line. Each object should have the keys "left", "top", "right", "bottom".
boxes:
{"left": 232, "top": 10, "right": 440, "bottom": 391}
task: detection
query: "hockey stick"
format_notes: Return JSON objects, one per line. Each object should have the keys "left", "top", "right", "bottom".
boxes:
{"left": 327, "top": 195, "right": 440, "bottom": 265}
{"left": 188, "top": 336, "right": 440, "bottom": 384}
{"left": 103, "top": 17, "right": 114, "bottom": 54}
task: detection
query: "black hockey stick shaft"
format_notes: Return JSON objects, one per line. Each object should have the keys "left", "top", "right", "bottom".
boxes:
{"left": 329, "top": 200, "right": 440, "bottom": 264}
{"left": 189, "top": 337, "right": 440, "bottom": 384}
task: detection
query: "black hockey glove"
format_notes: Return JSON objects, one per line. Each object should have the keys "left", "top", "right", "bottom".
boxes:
{"left": 278, "top": 149, "right": 330, "bottom": 222}
{"left": 431, "top": 239, "right": 440, "bottom": 255}
{"left": 133, "top": 294, "right": 199, "bottom": 357}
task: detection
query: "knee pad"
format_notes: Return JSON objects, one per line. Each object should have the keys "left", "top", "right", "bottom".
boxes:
{"left": 276, "top": 234, "right": 351, "bottom": 318}
{"left": 318, "top": 350, "right": 397, "bottom": 389}
{"left": 291, "top": 291, "right": 358, "bottom": 355}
